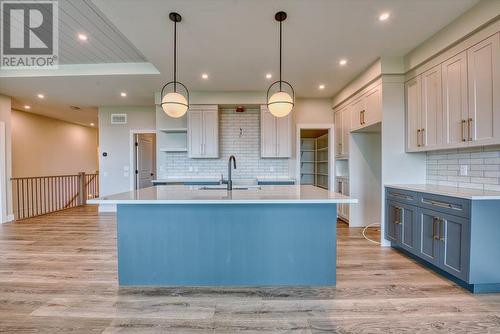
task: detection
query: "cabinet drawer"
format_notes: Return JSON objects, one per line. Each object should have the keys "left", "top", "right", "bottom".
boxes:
{"left": 419, "top": 193, "right": 470, "bottom": 218}
{"left": 386, "top": 188, "right": 418, "bottom": 205}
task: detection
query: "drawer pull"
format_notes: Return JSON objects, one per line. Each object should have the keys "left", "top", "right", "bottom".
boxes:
{"left": 439, "top": 219, "right": 445, "bottom": 242}
{"left": 389, "top": 192, "right": 414, "bottom": 201}
{"left": 422, "top": 198, "right": 462, "bottom": 211}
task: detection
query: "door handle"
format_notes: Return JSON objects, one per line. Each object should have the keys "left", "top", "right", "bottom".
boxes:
{"left": 461, "top": 120, "right": 467, "bottom": 142}
{"left": 362, "top": 110, "right": 366, "bottom": 125}
{"left": 467, "top": 118, "right": 473, "bottom": 141}
{"left": 394, "top": 207, "right": 402, "bottom": 225}
{"left": 359, "top": 111, "right": 362, "bottom": 125}
{"left": 439, "top": 219, "right": 445, "bottom": 241}
{"left": 417, "top": 129, "right": 421, "bottom": 147}
{"left": 432, "top": 217, "right": 439, "bottom": 240}
{"left": 421, "top": 128, "right": 425, "bottom": 146}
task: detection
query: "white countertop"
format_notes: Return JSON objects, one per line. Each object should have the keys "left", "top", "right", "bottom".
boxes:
{"left": 153, "top": 178, "right": 220, "bottom": 183}
{"left": 88, "top": 185, "right": 357, "bottom": 205}
{"left": 386, "top": 184, "right": 500, "bottom": 200}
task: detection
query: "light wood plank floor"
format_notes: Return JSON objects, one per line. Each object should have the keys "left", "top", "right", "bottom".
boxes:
{"left": 0, "top": 206, "right": 499, "bottom": 333}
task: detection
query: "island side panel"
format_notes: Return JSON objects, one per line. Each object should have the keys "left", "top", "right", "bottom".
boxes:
{"left": 117, "top": 203, "right": 337, "bottom": 286}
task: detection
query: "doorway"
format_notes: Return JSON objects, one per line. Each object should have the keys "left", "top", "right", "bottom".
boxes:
{"left": 133, "top": 133, "right": 156, "bottom": 190}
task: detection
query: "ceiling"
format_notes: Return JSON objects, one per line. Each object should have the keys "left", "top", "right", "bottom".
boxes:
{"left": 0, "top": 0, "right": 480, "bottom": 126}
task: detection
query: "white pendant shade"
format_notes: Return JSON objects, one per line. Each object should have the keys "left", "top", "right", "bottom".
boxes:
{"left": 162, "top": 92, "right": 188, "bottom": 118}
{"left": 268, "top": 91, "right": 293, "bottom": 117}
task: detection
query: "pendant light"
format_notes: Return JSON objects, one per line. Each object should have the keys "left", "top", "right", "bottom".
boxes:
{"left": 267, "top": 11, "right": 294, "bottom": 118}
{"left": 160, "top": 12, "right": 189, "bottom": 118}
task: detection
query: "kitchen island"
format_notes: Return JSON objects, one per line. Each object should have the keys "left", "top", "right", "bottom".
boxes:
{"left": 89, "top": 185, "right": 356, "bottom": 286}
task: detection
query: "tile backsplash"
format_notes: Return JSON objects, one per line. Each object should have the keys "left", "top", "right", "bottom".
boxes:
{"left": 427, "top": 145, "right": 500, "bottom": 191}
{"left": 157, "top": 108, "right": 290, "bottom": 179}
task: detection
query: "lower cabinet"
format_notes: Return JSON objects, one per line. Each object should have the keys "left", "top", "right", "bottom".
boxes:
{"left": 386, "top": 201, "right": 419, "bottom": 254}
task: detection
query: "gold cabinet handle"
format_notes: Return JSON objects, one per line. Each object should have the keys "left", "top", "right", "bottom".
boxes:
{"left": 439, "top": 219, "right": 445, "bottom": 241}
{"left": 359, "top": 111, "right": 362, "bottom": 125}
{"left": 432, "top": 217, "right": 439, "bottom": 240}
{"left": 467, "top": 118, "right": 473, "bottom": 141}
{"left": 421, "top": 128, "right": 425, "bottom": 146}
{"left": 417, "top": 129, "right": 421, "bottom": 147}
{"left": 461, "top": 120, "right": 467, "bottom": 142}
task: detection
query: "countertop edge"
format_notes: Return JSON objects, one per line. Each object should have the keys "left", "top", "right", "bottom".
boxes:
{"left": 385, "top": 184, "right": 500, "bottom": 200}
{"left": 87, "top": 199, "right": 358, "bottom": 205}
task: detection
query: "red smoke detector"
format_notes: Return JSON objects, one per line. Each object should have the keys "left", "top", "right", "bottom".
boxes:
{"left": 236, "top": 106, "right": 245, "bottom": 113}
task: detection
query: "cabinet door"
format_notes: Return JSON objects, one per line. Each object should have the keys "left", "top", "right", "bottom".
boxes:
{"left": 467, "top": 33, "right": 500, "bottom": 146}
{"left": 261, "top": 107, "right": 277, "bottom": 157}
{"left": 400, "top": 204, "right": 419, "bottom": 254}
{"left": 385, "top": 201, "right": 401, "bottom": 243}
{"left": 341, "top": 107, "right": 350, "bottom": 156}
{"left": 334, "top": 110, "right": 343, "bottom": 157}
{"left": 405, "top": 76, "right": 422, "bottom": 151}
{"left": 188, "top": 110, "right": 203, "bottom": 158}
{"left": 442, "top": 51, "right": 469, "bottom": 147}
{"left": 202, "top": 110, "right": 219, "bottom": 158}
{"left": 350, "top": 97, "right": 365, "bottom": 131}
{"left": 439, "top": 213, "right": 470, "bottom": 282}
{"left": 418, "top": 209, "right": 440, "bottom": 266}
{"left": 276, "top": 113, "right": 291, "bottom": 158}
{"left": 421, "top": 65, "right": 443, "bottom": 149}
{"left": 365, "top": 85, "right": 382, "bottom": 126}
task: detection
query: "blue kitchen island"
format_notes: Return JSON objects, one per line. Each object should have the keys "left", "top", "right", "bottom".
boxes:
{"left": 89, "top": 185, "right": 356, "bottom": 286}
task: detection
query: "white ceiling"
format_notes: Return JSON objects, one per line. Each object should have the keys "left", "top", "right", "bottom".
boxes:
{"left": 0, "top": 0, "right": 480, "bottom": 126}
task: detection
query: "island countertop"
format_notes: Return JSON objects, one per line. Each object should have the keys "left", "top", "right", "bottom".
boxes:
{"left": 88, "top": 185, "right": 357, "bottom": 205}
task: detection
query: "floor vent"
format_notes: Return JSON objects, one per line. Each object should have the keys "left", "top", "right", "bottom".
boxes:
{"left": 111, "top": 114, "right": 127, "bottom": 125}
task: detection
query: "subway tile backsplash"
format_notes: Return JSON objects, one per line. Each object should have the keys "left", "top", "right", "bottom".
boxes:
{"left": 157, "top": 109, "right": 290, "bottom": 180}
{"left": 427, "top": 145, "right": 500, "bottom": 191}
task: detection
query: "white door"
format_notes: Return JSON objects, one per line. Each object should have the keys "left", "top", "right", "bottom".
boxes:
{"left": 342, "top": 107, "right": 350, "bottom": 156}
{"left": 406, "top": 76, "right": 422, "bottom": 151}
{"left": 202, "top": 110, "right": 219, "bottom": 158}
{"left": 442, "top": 51, "right": 469, "bottom": 147}
{"left": 136, "top": 134, "right": 155, "bottom": 189}
{"left": 421, "top": 65, "right": 443, "bottom": 149}
{"left": 188, "top": 110, "right": 203, "bottom": 158}
{"left": 276, "top": 113, "right": 291, "bottom": 157}
{"left": 467, "top": 33, "right": 500, "bottom": 145}
{"left": 261, "top": 107, "right": 277, "bottom": 157}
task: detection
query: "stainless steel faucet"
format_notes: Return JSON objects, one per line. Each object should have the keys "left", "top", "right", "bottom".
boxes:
{"left": 227, "top": 155, "right": 236, "bottom": 191}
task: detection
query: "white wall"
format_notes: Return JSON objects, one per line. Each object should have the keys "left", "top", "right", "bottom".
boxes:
{"left": 0, "top": 95, "right": 13, "bottom": 222}
{"left": 12, "top": 110, "right": 98, "bottom": 177}
{"left": 98, "top": 106, "right": 155, "bottom": 199}
{"left": 404, "top": 0, "right": 500, "bottom": 70}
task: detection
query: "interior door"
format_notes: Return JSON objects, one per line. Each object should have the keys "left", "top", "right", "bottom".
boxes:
{"left": 136, "top": 134, "right": 155, "bottom": 189}
{"left": 442, "top": 51, "right": 468, "bottom": 147}
{"left": 467, "top": 33, "right": 500, "bottom": 145}
{"left": 421, "top": 65, "right": 443, "bottom": 149}
{"left": 405, "top": 76, "right": 422, "bottom": 151}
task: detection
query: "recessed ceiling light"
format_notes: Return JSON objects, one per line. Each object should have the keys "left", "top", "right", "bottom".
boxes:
{"left": 120, "top": 92, "right": 127, "bottom": 97}
{"left": 201, "top": 73, "right": 209, "bottom": 79}
{"left": 78, "top": 33, "right": 88, "bottom": 41}
{"left": 319, "top": 84, "right": 325, "bottom": 90}
{"left": 339, "top": 59, "right": 348, "bottom": 66}
{"left": 266, "top": 73, "right": 272, "bottom": 79}
{"left": 379, "top": 12, "right": 390, "bottom": 21}
{"left": 90, "top": 122, "right": 95, "bottom": 127}
{"left": 37, "top": 93, "right": 45, "bottom": 99}
{"left": 24, "top": 105, "right": 31, "bottom": 110}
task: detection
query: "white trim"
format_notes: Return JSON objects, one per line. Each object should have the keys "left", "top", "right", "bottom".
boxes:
{"left": 129, "top": 130, "right": 156, "bottom": 191}
{"left": 0, "top": 122, "right": 6, "bottom": 223}
{"left": 295, "top": 123, "right": 335, "bottom": 190}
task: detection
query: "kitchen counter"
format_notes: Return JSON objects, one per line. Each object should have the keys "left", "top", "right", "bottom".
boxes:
{"left": 91, "top": 185, "right": 356, "bottom": 287}
{"left": 386, "top": 184, "right": 500, "bottom": 200}
{"left": 88, "top": 185, "right": 356, "bottom": 205}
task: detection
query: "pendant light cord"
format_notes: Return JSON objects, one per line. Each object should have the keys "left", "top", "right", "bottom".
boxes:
{"left": 279, "top": 20, "right": 282, "bottom": 91}
{"left": 173, "top": 20, "right": 177, "bottom": 92}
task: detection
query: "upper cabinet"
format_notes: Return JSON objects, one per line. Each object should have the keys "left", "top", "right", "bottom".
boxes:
{"left": 260, "top": 106, "right": 291, "bottom": 158}
{"left": 188, "top": 105, "right": 219, "bottom": 158}
{"left": 334, "top": 106, "right": 350, "bottom": 158}
{"left": 351, "top": 84, "right": 382, "bottom": 131}
{"left": 467, "top": 33, "right": 500, "bottom": 146}
{"left": 405, "top": 32, "right": 500, "bottom": 152}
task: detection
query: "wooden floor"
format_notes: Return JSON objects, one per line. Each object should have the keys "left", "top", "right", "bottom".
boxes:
{"left": 0, "top": 206, "right": 499, "bottom": 333}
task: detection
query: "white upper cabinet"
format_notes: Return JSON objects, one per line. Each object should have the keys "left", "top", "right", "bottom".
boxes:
{"left": 406, "top": 76, "right": 422, "bottom": 151}
{"left": 442, "top": 51, "right": 468, "bottom": 147}
{"left": 334, "top": 106, "right": 350, "bottom": 158}
{"left": 350, "top": 97, "right": 366, "bottom": 131}
{"left": 421, "top": 65, "right": 443, "bottom": 149}
{"left": 364, "top": 85, "right": 382, "bottom": 126}
{"left": 334, "top": 109, "right": 343, "bottom": 158}
{"left": 467, "top": 33, "right": 500, "bottom": 146}
{"left": 405, "top": 31, "right": 500, "bottom": 152}
{"left": 260, "top": 106, "right": 291, "bottom": 158}
{"left": 188, "top": 106, "right": 219, "bottom": 158}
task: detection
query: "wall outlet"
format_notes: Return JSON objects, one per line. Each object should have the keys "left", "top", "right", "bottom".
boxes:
{"left": 459, "top": 165, "right": 468, "bottom": 176}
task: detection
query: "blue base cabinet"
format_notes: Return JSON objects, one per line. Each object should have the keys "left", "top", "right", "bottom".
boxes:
{"left": 386, "top": 187, "right": 500, "bottom": 293}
